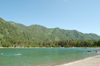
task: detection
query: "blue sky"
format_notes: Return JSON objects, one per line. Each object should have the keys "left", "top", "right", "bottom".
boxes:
{"left": 0, "top": 0, "right": 100, "bottom": 35}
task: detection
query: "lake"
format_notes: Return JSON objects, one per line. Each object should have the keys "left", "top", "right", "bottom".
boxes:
{"left": 0, "top": 48, "right": 100, "bottom": 66}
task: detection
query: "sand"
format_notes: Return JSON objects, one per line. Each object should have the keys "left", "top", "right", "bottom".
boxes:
{"left": 56, "top": 55, "right": 100, "bottom": 66}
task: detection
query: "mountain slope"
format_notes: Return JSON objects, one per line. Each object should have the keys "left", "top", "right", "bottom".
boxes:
{"left": 0, "top": 18, "right": 33, "bottom": 41}
{"left": 7, "top": 19, "right": 100, "bottom": 42}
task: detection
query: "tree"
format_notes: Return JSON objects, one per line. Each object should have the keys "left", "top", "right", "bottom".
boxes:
{"left": 64, "top": 43, "right": 69, "bottom": 47}
{"left": 97, "top": 40, "right": 100, "bottom": 47}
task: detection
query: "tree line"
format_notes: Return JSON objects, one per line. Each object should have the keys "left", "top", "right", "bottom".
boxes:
{"left": 0, "top": 39, "right": 100, "bottom": 47}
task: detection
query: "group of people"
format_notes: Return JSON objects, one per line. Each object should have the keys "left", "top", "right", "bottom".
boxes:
{"left": 88, "top": 50, "right": 100, "bottom": 53}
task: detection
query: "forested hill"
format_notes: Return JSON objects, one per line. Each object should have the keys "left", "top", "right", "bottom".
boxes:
{"left": 0, "top": 18, "right": 100, "bottom": 42}
{"left": 0, "top": 18, "right": 33, "bottom": 41}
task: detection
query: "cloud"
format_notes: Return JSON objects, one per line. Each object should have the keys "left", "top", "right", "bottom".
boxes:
{"left": 74, "top": 28, "right": 77, "bottom": 30}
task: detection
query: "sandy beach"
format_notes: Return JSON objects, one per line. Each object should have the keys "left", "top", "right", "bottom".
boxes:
{"left": 56, "top": 55, "right": 100, "bottom": 66}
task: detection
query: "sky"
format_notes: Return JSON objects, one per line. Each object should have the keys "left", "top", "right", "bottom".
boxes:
{"left": 0, "top": 0, "right": 100, "bottom": 36}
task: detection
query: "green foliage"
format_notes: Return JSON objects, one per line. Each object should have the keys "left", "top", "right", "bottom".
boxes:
{"left": 0, "top": 17, "right": 100, "bottom": 47}
{"left": 7, "top": 19, "right": 100, "bottom": 42}
{"left": 0, "top": 18, "right": 33, "bottom": 42}
{"left": 0, "top": 39, "right": 100, "bottom": 47}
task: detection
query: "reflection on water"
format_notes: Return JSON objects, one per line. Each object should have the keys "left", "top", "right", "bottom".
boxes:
{"left": 0, "top": 48, "right": 100, "bottom": 66}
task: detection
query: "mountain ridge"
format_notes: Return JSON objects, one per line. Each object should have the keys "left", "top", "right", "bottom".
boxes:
{"left": 0, "top": 17, "right": 100, "bottom": 42}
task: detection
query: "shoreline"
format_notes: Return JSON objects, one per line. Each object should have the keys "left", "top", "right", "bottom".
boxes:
{"left": 0, "top": 47, "right": 100, "bottom": 48}
{"left": 56, "top": 55, "right": 100, "bottom": 66}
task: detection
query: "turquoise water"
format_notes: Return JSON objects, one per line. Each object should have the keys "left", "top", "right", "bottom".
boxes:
{"left": 0, "top": 48, "right": 100, "bottom": 66}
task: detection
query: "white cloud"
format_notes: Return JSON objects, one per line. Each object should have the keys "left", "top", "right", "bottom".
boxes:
{"left": 74, "top": 28, "right": 76, "bottom": 30}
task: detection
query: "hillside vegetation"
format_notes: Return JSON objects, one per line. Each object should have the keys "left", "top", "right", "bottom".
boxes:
{"left": 0, "top": 18, "right": 100, "bottom": 42}
{"left": 0, "top": 18, "right": 100, "bottom": 47}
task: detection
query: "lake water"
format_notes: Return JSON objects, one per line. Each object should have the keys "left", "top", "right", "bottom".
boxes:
{"left": 0, "top": 48, "right": 100, "bottom": 66}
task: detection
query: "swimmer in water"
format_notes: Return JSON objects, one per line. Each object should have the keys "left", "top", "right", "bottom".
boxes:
{"left": 1, "top": 53, "right": 3, "bottom": 55}
{"left": 96, "top": 50, "right": 100, "bottom": 53}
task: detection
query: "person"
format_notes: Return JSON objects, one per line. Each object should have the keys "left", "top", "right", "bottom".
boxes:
{"left": 1, "top": 53, "right": 3, "bottom": 54}
{"left": 96, "top": 50, "right": 99, "bottom": 53}
{"left": 88, "top": 50, "right": 92, "bottom": 52}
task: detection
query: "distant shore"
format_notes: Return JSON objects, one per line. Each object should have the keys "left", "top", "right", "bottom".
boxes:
{"left": 56, "top": 55, "right": 100, "bottom": 66}
{"left": 0, "top": 47, "right": 100, "bottom": 48}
